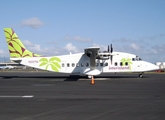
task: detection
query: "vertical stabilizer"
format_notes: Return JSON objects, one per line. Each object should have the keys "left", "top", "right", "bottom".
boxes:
{"left": 4, "top": 28, "right": 41, "bottom": 59}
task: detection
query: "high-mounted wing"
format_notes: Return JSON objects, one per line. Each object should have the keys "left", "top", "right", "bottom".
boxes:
{"left": 84, "top": 45, "right": 117, "bottom": 70}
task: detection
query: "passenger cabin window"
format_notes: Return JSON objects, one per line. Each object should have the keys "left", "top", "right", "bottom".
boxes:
{"left": 100, "top": 63, "right": 103, "bottom": 66}
{"left": 86, "top": 63, "right": 89, "bottom": 67}
{"left": 72, "top": 63, "right": 75, "bottom": 67}
{"left": 96, "top": 63, "right": 99, "bottom": 67}
{"left": 76, "top": 63, "right": 79, "bottom": 67}
{"left": 67, "top": 63, "right": 70, "bottom": 67}
{"left": 120, "top": 62, "right": 123, "bottom": 66}
{"left": 125, "top": 62, "right": 128, "bottom": 66}
{"left": 81, "top": 63, "right": 84, "bottom": 67}
{"left": 105, "top": 63, "right": 108, "bottom": 66}
{"left": 115, "top": 62, "right": 117, "bottom": 66}
{"left": 62, "top": 63, "right": 64, "bottom": 67}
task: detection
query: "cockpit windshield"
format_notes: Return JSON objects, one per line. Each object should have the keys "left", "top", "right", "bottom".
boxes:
{"left": 132, "top": 56, "right": 142, "bottom": 61}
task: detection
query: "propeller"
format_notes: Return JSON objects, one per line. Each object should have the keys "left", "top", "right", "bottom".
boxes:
{"left": 110, "top": 44, "right": 113, "bottom": 53}
{"left": 107, "top": 44, "right": 113, "bottom": 53}
{"left": 108, "top": 45, "right": 110, "bottom": 52}
{"left": 109, "top": 44, "right": 113, "bottom": 65}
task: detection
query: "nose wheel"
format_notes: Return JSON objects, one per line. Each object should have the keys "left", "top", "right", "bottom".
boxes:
{"left": 139, "top": 73, "right": 143, "bottom": 78}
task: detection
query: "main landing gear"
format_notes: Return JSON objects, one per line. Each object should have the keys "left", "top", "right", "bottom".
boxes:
{"left": 87, "top": 75, "right": 92, "bottom": 79}
{"left": 138, "top": 73, "right": 143, "bottom": 78}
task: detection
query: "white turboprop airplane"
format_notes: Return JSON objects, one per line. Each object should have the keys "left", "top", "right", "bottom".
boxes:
{"left": 4, "top": 28, "right": 159, "bottom": 82}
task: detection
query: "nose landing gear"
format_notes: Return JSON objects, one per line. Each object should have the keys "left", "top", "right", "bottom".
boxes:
{"left": 139, "top": 73, "right": 143, "bottom": 78}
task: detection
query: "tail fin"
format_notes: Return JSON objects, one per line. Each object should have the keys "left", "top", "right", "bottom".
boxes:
{"left": 4, "top": 28, "right": 41, "bottom": 59}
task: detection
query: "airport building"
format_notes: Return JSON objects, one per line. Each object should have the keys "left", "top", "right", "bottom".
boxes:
{"left": 0, "top": 61, "right": 29, "bottom": 69}
{"left": 155, "top": 62, "right": 165, "bottom": 72}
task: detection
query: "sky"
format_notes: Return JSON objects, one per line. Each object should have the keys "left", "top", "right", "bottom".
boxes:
{"left": 0, "top": 0, "right": 165, "bottom": 63}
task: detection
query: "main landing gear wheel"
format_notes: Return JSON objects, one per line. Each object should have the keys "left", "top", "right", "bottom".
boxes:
{"left": 139, "top": 74, "right": 143, "bottom": 78}
{"left": 87, "top": 75, "right": 92, "bottom": 79}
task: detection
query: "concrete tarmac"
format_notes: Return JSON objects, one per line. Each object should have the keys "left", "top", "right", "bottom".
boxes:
{"left": 0, "top": 71, "right": 165, "bottom": 120}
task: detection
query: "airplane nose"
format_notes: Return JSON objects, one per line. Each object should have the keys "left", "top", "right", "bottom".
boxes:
{"left": 153, "top": 64, "right": 159, "bottom": 70}
{"left": 148, "top": 63, "right": 159, "bottom": 71}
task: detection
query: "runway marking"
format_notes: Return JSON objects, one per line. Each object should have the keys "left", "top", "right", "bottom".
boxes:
{"left": 32, "top": 84, "right": 54, "bottom": 86}
{"left": 0, "top": 95, "right": 34, "bottom": 98}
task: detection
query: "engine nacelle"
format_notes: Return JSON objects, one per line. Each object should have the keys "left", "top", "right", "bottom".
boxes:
{"left": 96, "top": 56, "right": 109, "bottom": 60}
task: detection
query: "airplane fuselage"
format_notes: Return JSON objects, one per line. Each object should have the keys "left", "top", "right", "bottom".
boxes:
{"left": 13, "top": 51, "right": 158, "bottom": 75}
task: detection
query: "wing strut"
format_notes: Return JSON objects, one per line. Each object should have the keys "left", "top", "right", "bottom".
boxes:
{"left": 84, "top": 47, "right": 100, "bottom": 70}
{"left": 90, "top": 50, "right": 97, "bottom": 70}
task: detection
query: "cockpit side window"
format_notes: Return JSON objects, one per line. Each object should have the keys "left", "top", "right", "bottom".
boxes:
{"left": 132, "top": 57, "right": 142, "bottom": 61}
{"left": 132, "top": 58, "right": 136, "bottom": 61}
{"left": 136, "top": 56, "right": 142, "bottom": 61}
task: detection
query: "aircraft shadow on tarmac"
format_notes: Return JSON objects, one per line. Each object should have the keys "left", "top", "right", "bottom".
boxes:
{"left": 0, "top": 74, "right": 147, "bottom": 81}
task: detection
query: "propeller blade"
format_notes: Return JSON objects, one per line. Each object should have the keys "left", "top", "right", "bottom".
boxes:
{"left": 110, "top": 44, "right": 113, "bottom": 65}
{"left": 110, "top": 55, "right": 113, "bottom": 65}
{"left": 108, "top": 45, "right": 110, "bottom": 52}
{"left": 110, "top": 44, "right": 113, "bottom": 53}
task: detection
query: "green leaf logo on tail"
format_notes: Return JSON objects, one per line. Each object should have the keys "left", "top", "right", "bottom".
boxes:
{"left": 39, "top": 57, "right": 61, "bottom": 72}
{"left": 4, "top": 28, "right": 41, "bottom": 58}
